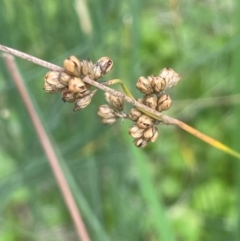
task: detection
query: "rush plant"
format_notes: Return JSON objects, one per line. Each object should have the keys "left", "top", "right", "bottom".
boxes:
{"left": 1, "top": 44, "right": 240, "bottom": 157}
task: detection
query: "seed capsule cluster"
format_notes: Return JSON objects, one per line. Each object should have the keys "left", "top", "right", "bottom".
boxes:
{"left": 44, "top": 56, "right": 113, "bottom": 111}
{"left": 43, "top": 54, "right": 180, "bottom": 148}
{"left": 128, "top": 68, "right": 180, "bottom": 147}
{"left": 98, "top": 67, "right": 180, "bottom": 148}
{"left": 98, "top": 93, "right": 125, "bottom": 124}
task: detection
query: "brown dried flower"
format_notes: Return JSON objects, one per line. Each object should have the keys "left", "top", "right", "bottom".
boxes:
{"left": 157, "top": 94, "right": 172, "bottom": 112}
{"left": 137, "top": 114, "right": 154, "bottom": 129}
{"left": 144, "top": 95, "right": 157, "bottom": 110}
{"left": 133, "top": 138, "right": 148, "bottom": 148}
{"left": 43, "top": 82, "right": 59, "bottom": 93}
{"left": 73, "top": 90, "right": 97, "bottom": 111}
{"left": 129, "top": 125, "right": 144, "bottom": 138}
{"left": 136, "top": 76, "right": 154, "bottom": 94}
{"left": 159, "top": 68, "right": 180, "bottom": 90}
{"left": 143, "top": 125, "right": 159, "bottom": 142}
{"left": 150, "top": 75, "right": 166, "bottom": 93}
{"left": 61, "top": 90, "right": 76, "bottom": 102}
{"left": 128, "top": 108, "right": 142, "bottom": 121}
{"left": 80, "top": 59, "right": 93, "bottom": 77}
{"left": 98, "top": 105, "right": 116, "bottom": 119}
{"left": 105, "top": 92, "right": 124, "bottom": 111}
{"left": 63, "top": 56, "right": 82, "bottom": 77}
{"left": 58, "top": 72, "right": 72, "bottom": 86}
{"left": 101, "top": 117, "right": 117, "bottom": 125}
{"left": 91, "top": 57, "right": 113, "bottom": 80}
{"left": 44, "top": 71, "right": 65, "bottom": 92}
{"left": 68, "top": 77, "right": 88, "bottom": 95}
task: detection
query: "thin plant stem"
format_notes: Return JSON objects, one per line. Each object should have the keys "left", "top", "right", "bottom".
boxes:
{"left": 172, "top": 118, "right": 240, "bottom": 159}
{"left": 3, "top": 54, "right": 91, "bottom": 241}
{"left": 1, "top": 44, "right": 240, "bottom": 159}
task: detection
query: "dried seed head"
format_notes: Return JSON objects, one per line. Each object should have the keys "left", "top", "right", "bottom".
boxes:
{"left": 73, "top": 90, "right": 97, "bottom": 111}
{"left": 143, "top": 125, "right": 158, "bottom": 142}
{"left": 44, "top": 71, "right": 65, "bottom": 91}
{"left": 150, "top": 128, "right": 159, "bottom": 142}
{"left": 136, "top": 76, "right": 154, "bottom": 95}
{"left": 101, "top": 117, "right": 117, "bottom": 125}
{"left": 159, "top": 68, "right": 180, "bottom": 90}
{"left": 80, "top": 59, "right": 93, "bottom": 77}
{"left": 75, "top": 90, "right": 91, "bottom": 98}
{"left": 43, "top": 82, "right": 59, "bottom": 93}
{"left": 150, "top": 75, "right": 166, "bottom": 93}
{"left": 68, "top": 77, "right": 88, "bottom": 94}
{"left": 98, "top": 105, "right": 116, "bottom": 119}
{"left": 98, "top": 104, "right": 118, "bottom": 125}
{"left": 137, "top": 114, "right": 154, "bottom": 129}
{"left": 129, "top": 108, "right": 142, "bottom": 121}
{"left": 59, "top": 72, "right": 72, "bottom": 86}
{"left": 63, "top": 56, "right": 82, "bottom": 77}
{"left": 129, "top": 125, "right": 144, "bottom": 138}
{"left": 134, "top": 138, "right": 148, "bottom": 148}
{"left": 143, "top": 95, "right": 157, "bottom": 110}
{"left": 92, "top": 57, "right": 113, "bottom": 79}
{"left": 45, "top": 71, "right": 60, "bottom": 84}
{"left": 61, "top": 90, "right": 76, "bottom": 102}
{"left": 105, "top": 92, "right": 124, "bottom": 111}
{"left": 157, "top": 94, "right": 172, "bottom": 112}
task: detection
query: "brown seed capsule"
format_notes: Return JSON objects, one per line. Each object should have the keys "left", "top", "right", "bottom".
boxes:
{"left": 150, "top": 128, "right": 159, "bottom": 142}
{"left": 68, "top": 77, "right": 88, "bottom": 94}
{"left": 44, "top": 71, "right": 65, "bottom": 91}
{"left": 45, "top": 71, "right": 59, "bottom": 84}
{"left": 73, "top": 90, "right": 97, "bottom": 111}
{"left": 157, "top": 94, "right": 172, "bottom": 112}
{"left": 43, "top": 82, "right": 58, "bottom": 93}
{"left": 159, "top": 68, "right": 180, "bottom": 90}
{"left": 150, "top": 75, "right": 166, "bottom": 93}
{"left": 137, "top": 114, "right": 154, "bottom": 129}
{"left": 144, "top": 95, "right": 157, "bottom": 110}
{"left": 98, "top": 105, "right": 116, "bottom": 119}
{"left": 133, "top": 138, "right": 148, "bottom": 148}
{"left": 80, "top": 59, "right": 93, "bottom": 77}
{"left": 105, "top": 92, "right": 124, "bottom": 111}
{"left": 129, "top": 108, "right": 142, "bottom": 121}
{"left": 92, "top": 57, "right": 113, "bottom": 79}
{"left": 59, "top": 72, "right": 72, "bottom": 86}
{"left": 136, "top": 76, "right": 154, "bottom": 95}
{"left": 75, "top": 90, "right": 91, "bottom": 98}
{"left": 61, "top": 90, "right": 76, "bottom": 102}
{"left": 129, "top": 125, "right": 144, "bottom": 139}
{"left": 101, "top": 117, "right": 117, "bottom": 125}
{"left": 143, "top": 125, "right": 158, "bottom": 142}
{"left": 63, "top": 56, "right": 82, "bottom": 76}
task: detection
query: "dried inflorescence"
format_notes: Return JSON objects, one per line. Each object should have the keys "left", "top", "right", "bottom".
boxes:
{"left": 43, "top": 55, "right": 180, "bottom": 148}
{"left": 44, "top": 56, "right": 113, "bottom": 111}
{"left": 98, "top": 93, "right": 125, "bottom": 124}
{"left": 127, "top": 68, "right": 180, "bottom": 147}
{"left": 98, "top": 67, "right": 180, "bottom": 148}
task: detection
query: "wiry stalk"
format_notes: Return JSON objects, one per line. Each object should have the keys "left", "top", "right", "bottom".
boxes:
{"left": 3, "top": 54, "right": 91, "bottom": 241}
{"left": 1, "top": 43, "right": 240, "bottom": 159}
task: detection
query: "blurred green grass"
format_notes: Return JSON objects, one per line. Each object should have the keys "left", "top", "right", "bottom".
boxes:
{"left": 0, "top": 0, "right": 240, "bottom": 240}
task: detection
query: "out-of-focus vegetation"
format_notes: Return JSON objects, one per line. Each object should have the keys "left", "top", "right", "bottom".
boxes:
{"left": 0, "top": 0, "right": 240, "bottom": 240}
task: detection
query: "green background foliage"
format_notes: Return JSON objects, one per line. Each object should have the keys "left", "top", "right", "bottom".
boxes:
{"left": 0, "top": 0, "right": 240, "bottom": 240}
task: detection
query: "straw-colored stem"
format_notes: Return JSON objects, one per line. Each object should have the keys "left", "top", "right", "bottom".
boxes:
{"left": 172, "top": 118, "right": 240, "bottom": 159}
{"left": 3, "top": 54, "right": 91, "bottom": 241}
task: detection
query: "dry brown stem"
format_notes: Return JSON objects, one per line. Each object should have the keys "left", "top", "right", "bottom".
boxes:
{"left": 3, "top": 53, "right": 91, "bottom": 241}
